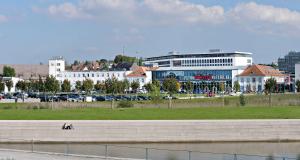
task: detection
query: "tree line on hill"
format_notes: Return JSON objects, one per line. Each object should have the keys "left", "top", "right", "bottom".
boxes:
{"left": 67, "top": 55, "right": 143, "bottom": 71}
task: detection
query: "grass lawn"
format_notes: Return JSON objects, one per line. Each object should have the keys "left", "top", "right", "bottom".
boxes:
{"left": 0, "top": 106, "right": 299, "bottom": 120}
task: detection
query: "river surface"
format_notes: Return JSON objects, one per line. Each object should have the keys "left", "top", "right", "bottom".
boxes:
{"left": 0, "top": 142, "right": 299, "bottom": 160}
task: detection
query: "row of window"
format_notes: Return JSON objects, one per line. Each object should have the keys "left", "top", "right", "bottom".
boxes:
{"left": 240, "top": 77, "right": 263, "bottom": 83}
{"left": 153, "top": 70, "right": 232, "bottom": 80}
{"left": 60, "top": 72, "right": 123, "bottom": 78}
{"left": 182, "top": 58, "right": 233, "bottom": 64}
{"left": 62, "top": 78, "right": 145, "bottom": 84}
{"left": 174, "top": 58, "right": 233, "bottom": 67}
{"left": 51, "top": 63, "right": 61, "bottom": 66}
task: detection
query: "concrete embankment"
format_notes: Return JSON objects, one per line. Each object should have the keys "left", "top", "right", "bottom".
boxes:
{"left": 0, "top": 120, "right": 299, "bottom": 143}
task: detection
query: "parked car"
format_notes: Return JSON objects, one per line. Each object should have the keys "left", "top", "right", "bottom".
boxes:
{"left": 95, "top": 96, "right": 105, "bottom": 101}
{"left": 58, "top": 94, "right": 68, "bottom": 101}
{"left": 68, "top": 94, "right": 84, "bottom": 102}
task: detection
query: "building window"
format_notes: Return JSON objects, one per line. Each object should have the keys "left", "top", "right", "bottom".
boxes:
{"left": 92, "top": 74, "right": 94, "bottom": 77}
{"left": 57, "top": 63, "right": 60, "bottom": 66}
{"left": 258, "top": 77, "right": 262, "bottom": 83}
{"left": 252, "top": 78, "right": 256, "bottom": 83}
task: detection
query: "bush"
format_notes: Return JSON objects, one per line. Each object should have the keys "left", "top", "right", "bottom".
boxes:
{"left": 239, "top": 94, "right": 246, "bottom": 106}
{"left": 117, "top": 101, "right": 134, "bottom": 108}
{"left": 2, "top": 106, "right": 13, "bottom": 110}
{"left": 224, "top": 98, "right": 230, "bottom": 106}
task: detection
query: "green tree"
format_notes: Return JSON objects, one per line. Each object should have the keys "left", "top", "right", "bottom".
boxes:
{"left": 239, "top": 94, "right": 246, "bottom": 106}
{"left": 82, "top": 79, "right": 94, "bottom": 93}
{"left": 265, "top": 78, "right": 277, "bottom": 106}
{"left": 219, "top": 82, "right": 225, "bottom": 93}
{"left": 138, "top": 57, "right": 143, "bottom": 66}
{"left": 105, "top": 78, "right": 118, "bottom": 94}
{"left": 61, "top": 79, "right": 71, "bottom": 92}
{"left": 16, "top": 81, "right": 28, "bottom": 92}
{"left": 114, "top": 55, "right": 136, "bottom": 64}
{"left": 144, "top": 83, "right": 155, "bottom": 93}
{"left": 265, "top": 78, "right": 277, "bottom": 94}
{"left": 3, "top": 66, "right": 16, "bottom": 77}
{"left": 75, "top": 81, "right": 82, "bottom": 92}
{"left": 162, "top": 78, "right": 180, "bottom": 96}
{"left": 162, "top": 78, "right": 180, "bottom": 109}
{"left": 5, "top": 80, "right": 13, "bottom": 93}
{"left": 185, "top": 81, "right": 194, "bottom": 99}
{"left": 38, "top": 75, "right": 44, "bottom": 92}
{"left": 0, "top": 82, "right": 4, "bottom": 93}
{"left": 233, "top": 81, "right": 240, "bottom": 92}
{"left": 131, "top": 80, "right": 140, "bottom": 93}
{"left": 185, "top": 81, "right": 194, "bottom": 94}
{"left": 44, "top": 76, "right": 60, "bottom": 93}
{"left": 94, "top": 81, "right": 106, "bottom": 93}
{"left": 152, "top": 79, "right": 160, "bottom": 89}
{"left": 27, "top": 80, "right": 39, "bottom": 92}
{"left": 296, "top": 80, "right": 300, "bottom": 92}
{"left": 149, "top": 84, "right": 162, "bottom": 107}
{"left": 122, "top": 79, "right": 130, "bottom": 93}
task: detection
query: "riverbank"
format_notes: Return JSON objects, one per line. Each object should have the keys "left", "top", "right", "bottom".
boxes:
{"left": 0, "top": 120, "right": 299, "bottom": 143}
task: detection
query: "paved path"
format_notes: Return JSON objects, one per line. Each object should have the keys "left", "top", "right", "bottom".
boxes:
{"left": 0, "top": 120, "right": 300, "bottom": 142}
{"left": 0, "top": 149, "right": 142, "bottom": 160}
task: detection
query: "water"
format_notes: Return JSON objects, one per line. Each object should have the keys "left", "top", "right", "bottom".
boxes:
{"left": 0, "top": 142, "right": 299, "bottom": 159}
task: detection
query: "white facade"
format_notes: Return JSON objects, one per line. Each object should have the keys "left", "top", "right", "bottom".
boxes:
{"left": 127, "top": 71, "right": 152, "bottom": 89}
{"left": 238, "top": 76, "right": 285, "bottom": 92}
{"left": 2, "top": 77, "right": 23, "bottom": 93}
{"left": 144, "top": 51, "right": 253, "bottom": 86}
{"left": 49, "top": 58, "right": 152, "bottom": 90}
{"left": 49, "top": 57, "right": 65, "bottom": 77}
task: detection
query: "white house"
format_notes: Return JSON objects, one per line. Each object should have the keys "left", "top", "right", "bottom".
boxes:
{"left": 237, "top": 64, "right": 286, "bottom": 92}
{"left": 126, "top": 66, "right": 154, "bottom": 89}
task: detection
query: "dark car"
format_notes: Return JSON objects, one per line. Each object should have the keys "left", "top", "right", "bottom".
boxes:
{"left": 58, "top": 94, "right": 68, "bottom": 101}
{"left": 95, "top": 96, "right": 105, "bottom": 101}
{"left": 28, "top": 92, "right": 38, "bottom": 98}
{"left": 105, "top": 95, "right": 115, "bottom": 101}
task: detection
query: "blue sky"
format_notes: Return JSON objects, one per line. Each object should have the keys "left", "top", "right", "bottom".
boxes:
{"left": 1, "top": 0, "right": 300, "bottom": 64}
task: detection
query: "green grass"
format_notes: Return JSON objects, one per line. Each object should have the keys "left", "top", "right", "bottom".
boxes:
{"left": 0, "top": 106, "right": 299, "bottom": 120}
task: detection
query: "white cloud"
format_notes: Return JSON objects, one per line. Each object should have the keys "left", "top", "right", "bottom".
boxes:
{"left": 46, "top": 0, "right": 225, "bottom": 25}
{"left": 43, "top": 1, "right": 300, "bottom": 35}
{"left": 228, "top": 2, "right": 300, "bottom": 35}
{"left": 48, "top": 2, "right": 91, "bottom": 19}
{"left": 143, "top": 0, "right": 224, "bottom": 24}
{"left": 79, "top": 0, "right": 137, "bottom": 11}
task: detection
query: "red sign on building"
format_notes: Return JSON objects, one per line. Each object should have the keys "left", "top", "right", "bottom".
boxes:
{"left": 194, "top": 75, "right": 212, "bottom": 80}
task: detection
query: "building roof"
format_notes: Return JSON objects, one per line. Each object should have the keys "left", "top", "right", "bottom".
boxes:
{"left": 145, "top": 51, "right": 252, "bottom": 61}
{"left": 126, "top": 66, "right": 158, "bottom": 78}
{"left": 238, "top": 64, "right": 285, "bottom": 77}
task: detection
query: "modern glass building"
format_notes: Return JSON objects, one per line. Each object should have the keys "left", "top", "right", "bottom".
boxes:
{"left": 144, "top": 50, "right": 253, "bottom": 93}
{"left": 278, "top": 51, "right": 300, "bottom": 74}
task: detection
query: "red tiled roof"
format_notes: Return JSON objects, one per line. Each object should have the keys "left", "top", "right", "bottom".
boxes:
{"left": 238, "top": 64, "right": 285, "bottom": 77}
{"left": 126, "top": 66, "right": 158, "bottom": 77}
